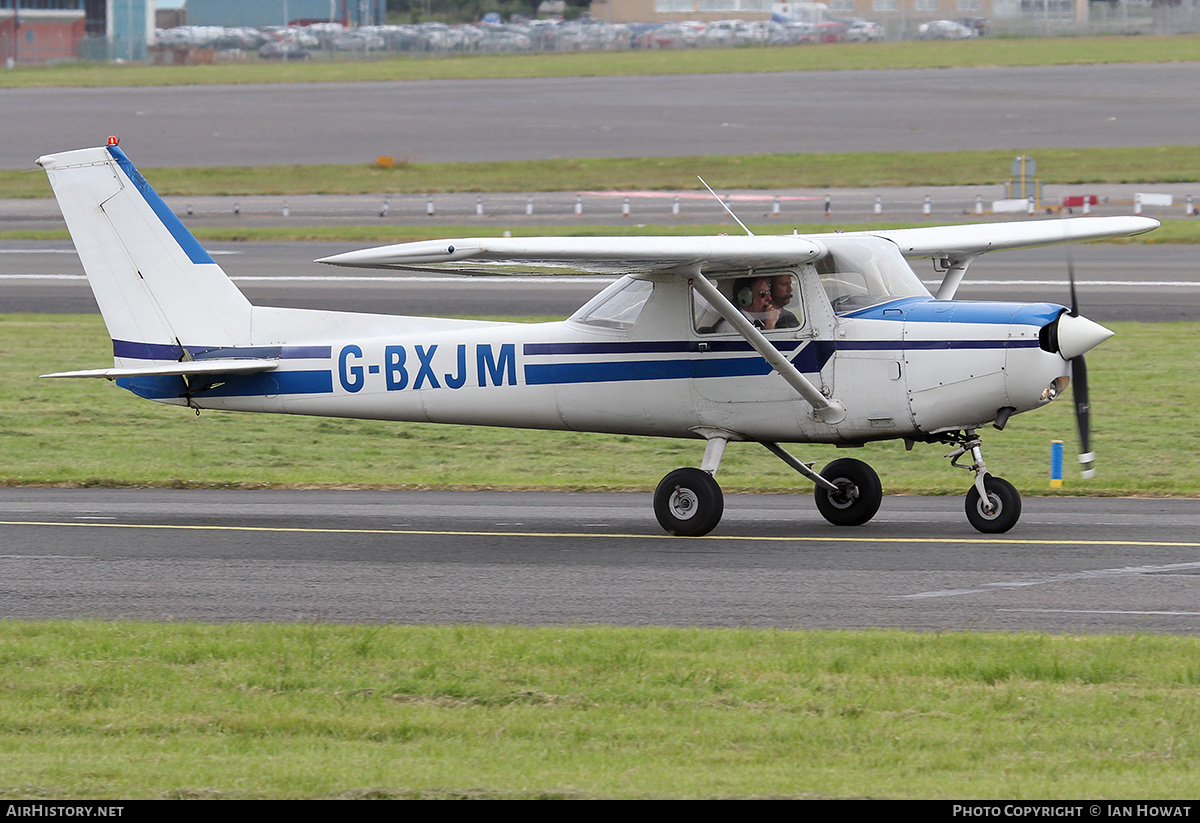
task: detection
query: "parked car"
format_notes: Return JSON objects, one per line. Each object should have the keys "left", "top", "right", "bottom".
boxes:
{"left": 916, "top": 19, "right": 977, "bottom": 40}
{"left": 699, "top": 20, "right": 746, "bottom": 47}
{"left": 815, "top": 21, "right": 847, "bottom": 43}
{"left": 956, "top": 17, "right": 991, "bottom": 36}
{"left": 258, "top": 40, "right": 310, "bottom": 60}
{"left": 845, "top": 19, "right": 885, "bottom": 42}
{"left": 782, "top": 21, "right": 818, "bottom": 44}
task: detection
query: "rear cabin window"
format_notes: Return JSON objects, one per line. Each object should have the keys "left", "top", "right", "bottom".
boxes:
{"left": 570, "top": 277, "right": 654, "bottom": 330}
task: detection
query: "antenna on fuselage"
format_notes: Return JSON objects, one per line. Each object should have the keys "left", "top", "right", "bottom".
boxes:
{"left": 697, "top": 176, "right": 754, "bottom": 237}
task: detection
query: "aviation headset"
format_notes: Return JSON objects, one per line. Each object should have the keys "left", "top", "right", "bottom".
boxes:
{"left": 735, "top": 277, "right": 763, "bottom": 308}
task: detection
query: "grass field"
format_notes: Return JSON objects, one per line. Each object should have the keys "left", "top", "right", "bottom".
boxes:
{"left": 7, "top": 146, "right": 1200, "bottom": 199}
{"left": 5, "top": 220, "right": 1199, "bottom": 244}
{"left": 4, "top": 314, "right": 1197, "bottom": 496}
{"left": 5, "top": 35, "right": 1200, "bottom": 89}
{"left": 2, "top": 622, "right": 1199, "bottom": 799}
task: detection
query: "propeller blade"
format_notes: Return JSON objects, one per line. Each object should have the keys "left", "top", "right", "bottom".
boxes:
{"left": 1064, "top": 227, "right": 1095, "bottom": 477}
{"left": 1072, "top": 355, "right": 1094, "bottom": 478}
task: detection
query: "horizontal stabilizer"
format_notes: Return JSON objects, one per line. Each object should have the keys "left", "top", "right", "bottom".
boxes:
{"left": 42, "top": 359, "right": 281, "bottom": 380}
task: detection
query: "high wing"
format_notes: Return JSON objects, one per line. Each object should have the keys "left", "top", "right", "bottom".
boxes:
{"left": 853, "top": 215, "right": 1158, "bottom": 299}
{"left": 855, "top": 215, "right": 1160, "bottom": 259}
{"left": 315, "top": 235, "right": 827, "bottom": 276}
{"left": 315, "top": 216, "right": 1159, "bottom": 277}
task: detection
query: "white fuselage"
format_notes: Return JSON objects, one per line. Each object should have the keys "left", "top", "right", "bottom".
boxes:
{"left": 121, "top": 271, "right": 1073, "bottom": 445}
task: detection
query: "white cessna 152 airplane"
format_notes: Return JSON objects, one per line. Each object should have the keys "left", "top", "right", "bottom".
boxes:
{"left": 39, "top": 143, "right": 1159, "bottom": 536}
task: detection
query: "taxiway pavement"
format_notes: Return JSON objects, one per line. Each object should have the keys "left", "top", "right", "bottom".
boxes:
{"left": 3, "top": 489, "right": 1199, "bottom": 633}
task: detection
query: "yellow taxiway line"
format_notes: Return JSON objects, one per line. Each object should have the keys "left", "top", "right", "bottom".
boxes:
{"left": 4, "top": 519, "right": 1200, "bottom": 548}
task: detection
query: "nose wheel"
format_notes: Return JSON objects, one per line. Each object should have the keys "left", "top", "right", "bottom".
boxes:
{"left": 965, "top": 475, "right": 1021, "bottom": 534}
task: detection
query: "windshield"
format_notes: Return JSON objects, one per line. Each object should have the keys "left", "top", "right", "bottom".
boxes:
{"left": 815, "top": 237, "right": 931, "bottom": 314}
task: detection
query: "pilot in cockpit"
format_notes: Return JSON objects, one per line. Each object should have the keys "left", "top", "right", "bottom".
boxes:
{"left": 730, "top": 276, "right": 777, "bottom": 330}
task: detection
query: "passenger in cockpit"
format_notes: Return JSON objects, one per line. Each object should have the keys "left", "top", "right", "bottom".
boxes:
{"left": 771, "top": 274, "right": 801, "bottom": 329}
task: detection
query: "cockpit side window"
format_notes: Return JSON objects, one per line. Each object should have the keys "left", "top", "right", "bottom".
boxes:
{"left": 693, "top": 273, "right": 803, "bottom": 334}
{"left": 570, "top": 277, "right": 654, "bottom": 330}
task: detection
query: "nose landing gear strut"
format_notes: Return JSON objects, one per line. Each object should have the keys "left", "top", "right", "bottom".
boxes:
{"left": 945, "top": 429, "right": 1022, "bottom": 534}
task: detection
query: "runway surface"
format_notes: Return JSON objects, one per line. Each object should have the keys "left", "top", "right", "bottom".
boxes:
{"left": 6, "top": 63, "right": 1200, "bottom": 169}
{"left": 3, "top": 239, "right": 1196, "bottom": 322}
{"left": 3, "top": 489, "right": 1199, "bottom": 634}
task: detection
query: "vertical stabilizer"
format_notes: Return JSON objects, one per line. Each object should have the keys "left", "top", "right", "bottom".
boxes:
{"left": 37, "top": 145, "right": 252, "bottom": 363}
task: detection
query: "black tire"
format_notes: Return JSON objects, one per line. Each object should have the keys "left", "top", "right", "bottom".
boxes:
{"left": 965, "top": 475, "right": 1021, "bottom": 534}
{"left": 814, "top": 458, "right": 882, "bottom": 526}
{"left": 654, "top": 468, "right": 724, "bottom": 536}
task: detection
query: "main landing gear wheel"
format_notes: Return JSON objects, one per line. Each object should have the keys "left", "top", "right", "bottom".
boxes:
{"left": 965, "top": 475, "right": 1021, "bottom": 534}
{"left": 814, "top": 458, "right": 882, "bottom": 526}
{"left": 654, "top": 468, "right": 724, "bottom": 537}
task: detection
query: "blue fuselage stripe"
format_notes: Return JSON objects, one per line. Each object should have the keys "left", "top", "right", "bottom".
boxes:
{"left": 199, "top": 370, "right": 334, "bottom": 397}
{"left": 524, "top": 357, "right": 774, "bottom": 385}
{"left": 117, "top": 370, "right": 334, "bottom": 400}
{"left": 837, "top": 339, "right": 1040, "bottom": 351}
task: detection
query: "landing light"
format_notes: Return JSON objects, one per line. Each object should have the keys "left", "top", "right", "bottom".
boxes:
{"left": 1041, "top": 375, "right": 1070, "bottom": 402}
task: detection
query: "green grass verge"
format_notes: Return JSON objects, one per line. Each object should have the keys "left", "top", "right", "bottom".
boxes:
{"left": 5, "top": 220, "right": 1200, "bottom": 244}
{"left": 2, "top": 621, "right": 1199, "bottom": 799}
{"left": 4, "top": 315, "right": 1197, "bottom": 495}
{"left": 8, "top": 146, "right": 1200, "bottom": 198}
{"left": 5, "top": 35, "right": 1200, "bottom": 89}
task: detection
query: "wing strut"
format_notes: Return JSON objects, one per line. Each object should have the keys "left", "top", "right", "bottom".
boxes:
{"left": 683, "top": 267, "right": 846, "bottom": 424}
{"left": 934, "top": 255, "right": 976, "bottom": 300}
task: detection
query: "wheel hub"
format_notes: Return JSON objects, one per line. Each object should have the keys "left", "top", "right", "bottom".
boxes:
{"left": 828, "top": 480, "right": 859, "bottom": 510}
{"left": 669, "top": 487, "right": 699, "bottom": 520}
{"left": 976, "top": 493, "right": 1002, "bottom": 520}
